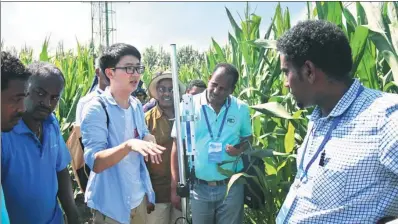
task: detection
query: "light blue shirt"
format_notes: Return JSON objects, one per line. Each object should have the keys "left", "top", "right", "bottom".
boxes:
{"left": 171, "top": 90, "right": 252, "bottom": 181}
{"left": 279, "top": 79, "right": 398, "bottom": 223}
{"left": 1, "top": 114, "right": 71, "bottom": 224}
{"left": 75, "top": 88, "right": 104, "bottom": 125}
{"left": 1, "top": 187, "right": 10, "bottom": 224}
{"left": 81, "top": 88, "right": 155, "bottom": 224}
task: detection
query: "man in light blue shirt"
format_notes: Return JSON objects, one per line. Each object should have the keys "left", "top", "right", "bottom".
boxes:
{"left": 1, "top": 51, "right": 31, "bottom": 224}
{"left": 81, "top": 43, "right": 166, "bottom": 224}
{"left": 276, "top": 20, "right": 398, "bottom": 223}
{"left": 170, "top": 63, "right": 253, "bottom": 224}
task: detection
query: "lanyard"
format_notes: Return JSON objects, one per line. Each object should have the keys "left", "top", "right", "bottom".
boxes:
{"left": 298, "top": 85, "right": 364, "bottom": 181}
{"left": 201, "top": 97, "right": 230, "bottom": 140}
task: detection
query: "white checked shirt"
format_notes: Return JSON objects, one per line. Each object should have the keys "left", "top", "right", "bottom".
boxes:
{"left": 282, "top": 79, "right": 398, "bottom": 223}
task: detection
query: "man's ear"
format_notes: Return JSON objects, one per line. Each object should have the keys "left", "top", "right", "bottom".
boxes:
{"left": 104, "top": 68, "right": 113, "bottom": 80}
{"left": 303, "top": 60, "right": 317, "bottom": 84}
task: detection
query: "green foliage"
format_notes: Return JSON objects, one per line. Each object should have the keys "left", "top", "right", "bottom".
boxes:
{"left": 4, "top": 2, "right": 397, "bottom": 223}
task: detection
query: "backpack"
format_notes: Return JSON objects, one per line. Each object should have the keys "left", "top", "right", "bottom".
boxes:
{"left": 66, "top": 97, "right": 109, "bottom": 193}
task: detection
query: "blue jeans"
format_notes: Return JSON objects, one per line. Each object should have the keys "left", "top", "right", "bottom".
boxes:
{"left": 190, "top": 182, "right": 244, "bottom": 224}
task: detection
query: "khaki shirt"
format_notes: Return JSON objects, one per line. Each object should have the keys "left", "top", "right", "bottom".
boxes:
{"left": 144, "top": 105, "right": 174, "bottom": 203}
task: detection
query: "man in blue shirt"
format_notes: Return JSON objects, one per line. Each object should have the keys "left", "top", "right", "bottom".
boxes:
{"left": 2, "top": 62, "right": 79, "bottom": 224}
{"left": 80, "top": 43, "right": 166, "bottom": 224}
{"left": 1, "top": 51, "right": 31, "bottom": 224}
{"left": 170, "top": 63, "right": 253, "bottom": 224}
{"left": 276, "top": 20, "right": 398, "bottom": 223}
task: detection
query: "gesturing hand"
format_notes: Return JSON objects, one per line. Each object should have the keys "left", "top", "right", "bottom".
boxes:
{"left": 143, "top": 134, "right": 163, "bottom": 164}
{"left": 125, "top": 138, "right": 166, "bottom": 158}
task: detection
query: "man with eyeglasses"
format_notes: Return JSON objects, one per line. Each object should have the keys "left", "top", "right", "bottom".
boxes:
{"left": 80, "top": 43, "right": 166, "bottom": 224}
{"left": 144, "top": 72, "right": 185, "bottom": 224}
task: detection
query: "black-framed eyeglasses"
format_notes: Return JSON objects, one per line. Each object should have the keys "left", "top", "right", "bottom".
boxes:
{"left": 110, "top": 65, "right": 145, "bottom": 74}
{"left": 157, "top": 86, "right": 173, "bottom": 94}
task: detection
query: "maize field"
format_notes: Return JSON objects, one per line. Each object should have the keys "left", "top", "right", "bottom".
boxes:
{"left": 2, "top": 2, "right": 397, "bottom": 223}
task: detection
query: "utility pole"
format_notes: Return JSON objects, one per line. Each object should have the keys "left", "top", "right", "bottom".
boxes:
{"left": 105, "top": 2, "right": 110, "bottom": 47}
{"left": 88, "top": 1, "right": 116, "bottom": 53}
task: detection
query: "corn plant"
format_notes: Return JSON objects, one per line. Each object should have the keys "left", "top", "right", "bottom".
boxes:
{"left": 212, "top": 2, "right": 397, "bottom": 223}
{"left": 6, "top": 2, "right": 397, "bottom": 222}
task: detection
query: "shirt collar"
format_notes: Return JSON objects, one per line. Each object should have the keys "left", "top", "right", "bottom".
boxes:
{"left": 13, "top": 113, "right": 56, "bottom": 134}
{"left": 153, "top": 104, "right": 163, "bottom": 120}
{"left": 310, "top": 79, "right": 362, "bottom": 121}
{"left": 102, "top": 87, "right": 139, "bottom": 107}
{"left": 96, "top": 87, "right": 104, "bottom": 94}
{"left": 200, "top": 90, "right": 231, "bottom": 108}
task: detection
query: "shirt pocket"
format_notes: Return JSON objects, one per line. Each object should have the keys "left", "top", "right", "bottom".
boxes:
{"left": 310, "top": 166, "right": 347, "bottom": 209}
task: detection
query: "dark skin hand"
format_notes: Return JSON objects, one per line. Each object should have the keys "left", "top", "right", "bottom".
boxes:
{"left": 226, "top": 136, "right": 253, "bottom": 156}
{"left": 146, "top": 196, "right": 155, "bottom": 214}
{"left": 57, "top": 168, "right": 80, "bottom": 224}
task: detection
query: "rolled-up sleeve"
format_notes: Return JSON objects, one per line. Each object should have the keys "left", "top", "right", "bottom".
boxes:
{"left": 81, "top": 100, "right": 109, "bottom": 170}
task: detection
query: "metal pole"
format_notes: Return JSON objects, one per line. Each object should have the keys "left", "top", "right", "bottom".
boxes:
{"left": 90, "top": 2, "right": 94, "bottom": 52}
{"left": 105, "top": 1, "right": 109, "bottom": 47}
{"left": 170, "top": 44, "right": 188, "bottom": 222}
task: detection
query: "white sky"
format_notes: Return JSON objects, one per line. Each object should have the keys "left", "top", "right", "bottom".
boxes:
{"left": 1, "top": 1, "right": 307, "bottom": 55}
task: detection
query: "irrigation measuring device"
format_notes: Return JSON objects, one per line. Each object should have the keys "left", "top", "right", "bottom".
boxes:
{"left": 171, "top": 44, "right": 197, "bottom": 224}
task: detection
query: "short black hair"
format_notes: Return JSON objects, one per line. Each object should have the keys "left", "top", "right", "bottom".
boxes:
{"left": 277, "top": 20, "right": 353, "bottom": 80}
{"left": 187, "top": 79, "right": 206, "bottom": 90}
{"left": 27, "top": 61, "right": 65, "bottom": 84}
{"left": 134, "top": 88, "right": 147, "bottom": 96}
{"left": 99, "top": 43, "right": 141, "bottom": 82}
{"left": 213, "top": 63, "right": 239, "bottom": 88}
{"left": 1, "top": 51, "right": 31, "bottom": 91}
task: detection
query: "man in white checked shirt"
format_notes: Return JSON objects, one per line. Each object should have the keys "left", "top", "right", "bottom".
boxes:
{"left": 275, "top": 20, "right": 398, "bottom": 223}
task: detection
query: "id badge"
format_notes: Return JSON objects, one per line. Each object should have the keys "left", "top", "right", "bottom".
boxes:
{"left": 275, "top": 181, "right": 299, "bottom": 224}
{"left": 208, "top": 142, "right": 222, "bottom": 163}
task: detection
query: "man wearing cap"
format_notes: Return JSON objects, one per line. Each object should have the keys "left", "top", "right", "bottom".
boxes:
{"left": 143, "top": 79, "right": 206, "bottom": 113}
{"left": 144, "top": 72, "right": 185, "bottom": 224}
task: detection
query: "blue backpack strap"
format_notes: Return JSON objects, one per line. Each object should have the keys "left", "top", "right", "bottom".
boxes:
{"left": 94, "top": 96, "right": 109, "bottom": 128}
